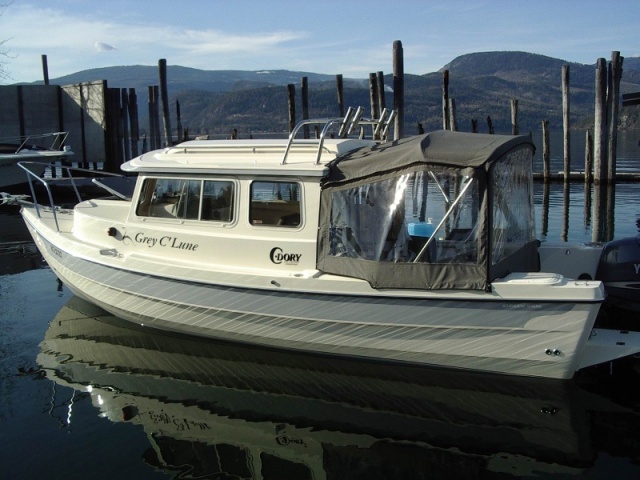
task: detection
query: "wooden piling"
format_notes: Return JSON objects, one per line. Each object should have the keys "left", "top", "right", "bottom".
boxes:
{"left": 287, "top": 84, "right": 296, "bottom": 133}
{"left": 584, "top": 130, "right": 592, "bottom": 186}
{"left": 148, "top": 86, "right": 160, "bottom": 151}
{"left": 301, "top": 77, "right": 309, "bottom": 139}
{"left": 607, "top": 51, "right": 623, "bottom": 184}
{"left": 562, "top": 65, "right": 570, "bottom": 182}
{"left": 176, "top": 99, "right": 183, "bottom": 143}
{"left": 376, "top": 71, "right": 386, "bottom": 111}
{"left": 593, "top": 58, "right": 607, "bottom": 184}
{"left": 369, "top": 73, "right": 379, "bottom": 121}
{"left": 487, "top": 116, "right": 494, "bottom": 134}
{"left": 448, "top": 98, "right": 457, "bottom": 131}
{"left": 510, "top": 98, "right": 519, "bottom": 135}
{"left": 158, "top": 59, "right": 172, "bottom": 147}
{"left": 335, "top": 74, "right": 344, "bottom": 117}
{"left": 542, "top": 120, "right": 550, "bottom": 181}
{"left": 41, "top": 54, "right": 49, "bottom": 85}
{"left": 121, "top": 88, "right": 131, "bottom": 162}
{"left": 561, "top": 182, "right": 569, "bottom": 242}
{"left": 442, "top": 70, "right": 450, "bottom": 130}
{"left": 592, "top": 184, "right": 603, "bottom": 242}
{"left": 105, "top": 88, "right": 120, "bottom": 172}
{"left": 128, "top": 88, "right": 139, "bottom": 158}
{"left": 541, "top": 181, "right": 550, "bottom": 237}
{"left": 392, "top": 40, "right": 404, "bottom": 140}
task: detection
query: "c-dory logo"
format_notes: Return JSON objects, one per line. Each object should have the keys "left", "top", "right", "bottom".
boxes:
{"left": 270, "top": 247, "right": 301, "bottom": 265}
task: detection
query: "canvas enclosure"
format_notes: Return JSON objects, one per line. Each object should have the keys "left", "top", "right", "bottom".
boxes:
{"left": 316, "top": 131, "right": 537, "bottom": 291}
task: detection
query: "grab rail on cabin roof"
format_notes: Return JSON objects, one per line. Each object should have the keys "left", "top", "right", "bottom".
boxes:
{"left": 281, "top": 107, "right": 396, "bottom": 166}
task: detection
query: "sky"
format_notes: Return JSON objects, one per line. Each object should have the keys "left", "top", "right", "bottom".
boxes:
{"left": 1, "top": 0, "right": 639, "bottom": 84}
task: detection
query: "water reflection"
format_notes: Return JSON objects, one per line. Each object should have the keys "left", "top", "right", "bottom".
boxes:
{"left": 0, "top": 207, "right": 47, "bottom": 275}
{"left": 535, "top": 181, "right": 639, "bottom": 244}
{"left": 38, "top": 296, "right": 640, "bottom": 479}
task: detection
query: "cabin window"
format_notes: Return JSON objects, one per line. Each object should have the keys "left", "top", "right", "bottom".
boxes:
{"left": 328, "top": 170, "right": 480, "bottom": 264}
{"left": 135, "top": 177, "right": 235, "bottom": 223}
{"left": 249, "top": 181, "right": 301, "bottom": 227}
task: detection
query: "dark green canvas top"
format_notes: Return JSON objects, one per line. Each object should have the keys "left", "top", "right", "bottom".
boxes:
{"left": 323, "top": 130, "right": 535, "bottom": 187}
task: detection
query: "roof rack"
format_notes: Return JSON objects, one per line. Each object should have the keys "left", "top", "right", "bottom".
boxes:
{"left": 281, "top": 107, "right": 396, "bottom": 165}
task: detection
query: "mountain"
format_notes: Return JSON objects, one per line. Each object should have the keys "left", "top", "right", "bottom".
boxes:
{"left": 43, "top": 66, "right": 339, "bottom": 95}
{"left": 36, "top": 51, "right": 640, "bottom": 136}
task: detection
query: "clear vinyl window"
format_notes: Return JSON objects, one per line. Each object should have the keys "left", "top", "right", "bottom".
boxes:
{"left": 328, "top": 170, "right": 480, "bottom": 264}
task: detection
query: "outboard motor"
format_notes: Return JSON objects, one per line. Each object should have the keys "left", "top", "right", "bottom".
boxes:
{"left": 596, "top": 234, "right": 640, "bottom": 313}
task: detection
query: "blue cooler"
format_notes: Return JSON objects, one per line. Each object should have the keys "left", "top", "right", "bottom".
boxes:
{"left": 408, "top": 221, "right": 435, "bottom": 237}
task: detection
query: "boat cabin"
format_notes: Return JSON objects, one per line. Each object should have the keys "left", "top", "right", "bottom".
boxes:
{"left": 110, "top": 125, "right": 537, "bottom": 292}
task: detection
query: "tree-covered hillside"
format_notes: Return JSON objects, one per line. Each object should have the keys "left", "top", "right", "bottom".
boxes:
{"left": 38, "top": 51, "right": 640, "bottom": 137}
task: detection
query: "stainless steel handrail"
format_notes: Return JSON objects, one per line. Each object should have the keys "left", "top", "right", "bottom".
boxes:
{"left": 17, "top": 161, "right": 123, "bottom": 231}
{"left": 281, "top": 107, "right": 394, "bottom": 166}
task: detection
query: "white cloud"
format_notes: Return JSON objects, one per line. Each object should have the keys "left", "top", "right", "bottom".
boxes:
{"left": 3, "top": 4, "right": 308, "bottom": 81}
{"left": 94, "top": 42, "right": 117, "bottom": 52}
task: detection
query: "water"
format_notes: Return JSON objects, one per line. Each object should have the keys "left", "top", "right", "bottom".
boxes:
{"left": 1, "top": 132, "right": 640, "bottom": 479}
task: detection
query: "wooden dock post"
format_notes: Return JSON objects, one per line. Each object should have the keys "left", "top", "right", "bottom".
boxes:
{"left": 121, "top": 88, "right": 131, "bottom": 162}
{"left": 561, "top": 183, "right": 569, "bottom": 242}
{"left": 392, "top": 40, "right": 404, "bottom": 140}
{"left": 541, "top": 181, "right": 550, "bottom": 237}
{"left": 448, "top": 98, "right": 457, "bottom": 131}
{"left": 369, "top": 73, "right": 380, "bottom": 139}
{"left": 369, "top": 73, "right": 379, "bottom": 119}
{"left": 584, "top": 130, "right": 592, "bottom": 186}
{"left": 542, "top": 120, "right": 550, "bottom": 182}
{"left": 148, "top": 86, "right": 160, "bottom": 151}
{"left": 41, "top": 54, "right": 49, "bottom": 85}
{"left": 607, "top": 51, "right": 623, "bottom": 184}
{"left": 442, "top": 70, "right": 450, "bottom": 130}
{"left": 287, "top": 84, "right": 296, "bottom": 133}
{"left": 128, "top": 88, "right": 139, "bottom": 158}
{"left": 176, "top": 99, "right": 183, "bottom": 143}
{"left": 562, "top": 65, "right": 570, "bottom": 182}
{"left": 593, "top": 58, "right": 607, "bottom": 184}
{"left": 301, "top": 77, "right": 309, "bottom": 139}
{"left": 158, "top": 59, "right": 172, "bottom": 146}
{"left": 335, "top": 74, "right": 344, "bottom": 117}
{"left": 376, "top": 71, "right": 386, "bottom": 111}
{"left": 510, "top": 98, "right": 519, "bottom": 135}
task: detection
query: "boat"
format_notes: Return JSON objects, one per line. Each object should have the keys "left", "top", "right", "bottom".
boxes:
{"left": 12, "top": 108, "right": 640, "bottom": 379}
{"left": 37, "top": 296, "right": 640, "bottom": 477}
{"left": 0, "top": 131, "right": 73, "bottom": 189}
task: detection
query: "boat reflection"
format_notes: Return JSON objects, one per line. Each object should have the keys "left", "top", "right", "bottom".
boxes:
{"left": 38, "top": 296, "right": 640, "bottom": 478}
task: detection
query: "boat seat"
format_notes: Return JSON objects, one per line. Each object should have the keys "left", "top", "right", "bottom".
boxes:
{"left": 250, "top": 200, "right": 300, "bottom": 227}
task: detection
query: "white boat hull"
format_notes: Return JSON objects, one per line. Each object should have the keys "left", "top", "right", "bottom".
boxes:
{"left": 22, "top": 204, "right": 606, "bottom": 380}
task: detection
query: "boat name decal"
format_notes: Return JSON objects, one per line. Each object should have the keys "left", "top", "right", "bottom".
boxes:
{"left": 270, "top": 247, "right": 301, "bottom": 265}
{"left": 133, "top": 232, "right": 198, "bottom": 252}
{"left": 635, "top": 263, "right": 640, "bottom": 274}
{"left": 50, "top": 244, "right": 64, "bottom": 260}
{"left": 501, "top": 303, "right": 542, "bottom": 310}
